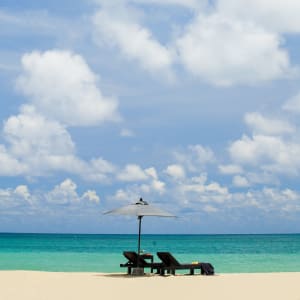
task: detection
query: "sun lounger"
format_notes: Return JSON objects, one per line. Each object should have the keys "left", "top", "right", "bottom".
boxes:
{"left": 157, "top": 252, "right": 213, "bottom": 275}
{"left": 120, "top": 251, "right": 163, "bottom": 274}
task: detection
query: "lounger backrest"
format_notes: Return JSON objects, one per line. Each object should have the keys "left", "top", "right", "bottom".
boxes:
{"left": 123, "top": 251, "right": 149, "bottom": 266}
{"left": 123, "top": 251, "right": 138, "bottom": 263}
{"left": 157, "top": 252, "right": 181, "bottom": 266}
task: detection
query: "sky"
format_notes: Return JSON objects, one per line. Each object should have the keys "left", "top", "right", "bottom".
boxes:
{"left": 1, "top": 0, "right": 300, "bottom": 234}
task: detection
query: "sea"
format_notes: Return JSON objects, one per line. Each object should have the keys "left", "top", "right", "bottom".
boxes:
{"left": 0, "top": 233, "right": 300, "bottom": 273}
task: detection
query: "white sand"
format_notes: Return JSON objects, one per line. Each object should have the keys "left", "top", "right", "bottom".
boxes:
{"left": 1, "top": 271, "right": 300, "bottom": 300}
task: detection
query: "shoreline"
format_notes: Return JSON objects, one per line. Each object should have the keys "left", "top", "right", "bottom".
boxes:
{"left": 1, "top": 271, "right": 300, "bottom": 300}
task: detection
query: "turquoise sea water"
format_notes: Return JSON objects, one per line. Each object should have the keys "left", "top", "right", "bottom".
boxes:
{"left": 1, "top": 233, "right": 300, "bottom": 273}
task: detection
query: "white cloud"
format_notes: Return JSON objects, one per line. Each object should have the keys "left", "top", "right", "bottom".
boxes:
{"left": 151, "top": 179, "right": 165, "bottom": 194}
{"left": 0, "top": 184, "right": 34, "bottom": 209}
{"left": 232, "top": 175, "right": 250, "bottom": 188}
{"left": 115, "top": 0, "right": 201, "bottom": 9}
{"left": 116, "top": 165, "right": 165, "bottom": 193}
{"left": 173, "top": 174, "right": 231, "bottom": 205}
{"left": 241, "top": 187, "right": 300, "bottom": 212}
{"left": 94, "top": 0, "right": 202, "bottom": 9}
{"left": 2, "top": 105, "right": 79, "bottom": 176}
{"left": 1, "top": 104, "right": 118, "bottom": 181}
{"left": 0, "top": 180, "right": 101, "bottom": 214}
{"left": 0, "top": 145, "right": 27, "bottom": 176}
{"left": 46, "top": 178, "right": 79, "bottom": 204}
{"left": 4, "top": 105, "right": 74, "bottom": 158}
{"left": 229, "top": 134, "right": 300, "bottom": 175}
{"left": 190, "top": 145, "right": 215, "bottom": 164}
{"left": 165, "top": 164, "right": 186, "bottom": 179}
{"left": 16, "top": 50, "right": 119, "bottom": 126}
{"left": 144, "top": 167, "right": 158, "bottom": 180}
{"left": 117, "top": 164, "right": 148, "bottom": 181}
{"left": 82, "top": 190, "right": 100, "bottom": 203}
{"left": 120, "top": 128, "right": 135, "bottom": 137}
{"left": 245, "top": 112, "right": 294, "bottom": 135}
{"left": 137, "top": 0, "right": 200, "bottom": 8}
{"left": 283, "top": 92, "right": 300, "bottom": 114}
{"left": 46, "top": 178, "right": 100, "bottom": 206}
{"left": 203, "top": 204, "right": 218, "bottom": 213}
{"left": 85, "top": 158, "right": 116, "bottom": 182}
{"left": 92, "top": 6, "right": 174, "bottom": 76}
{"left": 14, "top": 185, "right": 31, "bottom": 201}
{"left": 186, "top": 186, "right": 229, "bottom": 204}
{"left": 92, "top": 1, "right": 296, "bottom": 86}
{"left": 176, "top": 13, "right": 292, "bottom": 86}
{"left": 219, "top": 164, "right": 243, "bottom": 175}
{"left": 217, "top": 0, "right": 300, "bottom": 33}
{"left": 174, "top": 145, "right": 215, "bottom": 172}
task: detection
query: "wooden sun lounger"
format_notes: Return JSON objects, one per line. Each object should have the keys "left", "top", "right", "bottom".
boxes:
{"left": 157, "top": 252, "right": 212, "bottom": 275}
{"left": 120, "top": 251, "right": 163, "bottom": 274}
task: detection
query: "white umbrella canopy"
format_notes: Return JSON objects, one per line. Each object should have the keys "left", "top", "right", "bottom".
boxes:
{"left": 104, "top": 198, "right": 175, "bottom": 258}
{"left": 104, "top": 198, "right": 175, "bottom": 217}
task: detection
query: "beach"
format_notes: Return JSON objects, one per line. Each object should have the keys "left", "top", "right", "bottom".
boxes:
{"left": 1, "top": 271, "right": 300, "bottom": 300}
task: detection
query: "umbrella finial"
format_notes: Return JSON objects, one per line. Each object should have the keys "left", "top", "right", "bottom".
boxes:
{"left": 137, "top": 198, "right": 148, "bottom": 205}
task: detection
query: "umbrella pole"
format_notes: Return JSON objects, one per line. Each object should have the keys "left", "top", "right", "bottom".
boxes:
{"left": 137, "top": 216, "right": 142, "bottom": 267}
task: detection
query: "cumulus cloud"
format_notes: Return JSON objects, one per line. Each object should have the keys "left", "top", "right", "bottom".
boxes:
{"left": 173, "top": 174, "right": 231, "bottom": 206}
{"left": 46, "top": 178, "right": 101, "bottom": 206}
{"left": 144, "top": 167, "right": 158, "bottom": 180}
{"left": 202, "top": 204, "right": 219, "bottom": 213}
{"left": 92, "top": 5, "right": 174, "bottom": 76}
{"left": 117, "top": 164, "right": 148, "bottom": 181}
{"left": 14, "top": 185, "right": 31, "bottom": 201}
{"left": 0, "top": 180, "right": 101, "bottom": 215}
{"left": 85, "top": 158, "right": 116, "bottom": 182}
{"left": 92, "top": 0, "right": 298, "bottom": 86}
{"left": 0, "top": 184, "right": 34, "bottom": 209}
{"left": 0, "top": 102, "right": 118, "bottom": 181}
{"left": 235, "top": 187, "right": 300, "bottom": 213}
{"left": 120, "top": 128, "right": 135, "bottom": 137}
{"left": 81, "top": 190, "right": 100, "bottom": 203}
{"left": 164, "top": 164, "right": 186, "bottom": 180}
{"left": 150, "top": 179, "right": 165, "bottom": 194}
{"left": 283, "top": 92, "right": 300, "bottom": 114}
{"left": 116, "top": 165, "right": 165, "bottom": 193}
{"left": 46, "top": 178, "right": 79, "bottom": 204}
{"left": 2, "top": 105, "right": 79, "bottom": 176}
{"left": 0, "top": 145, "right": 26, "bottom": 176}
{"left": 16, "top": 50, "right": 119, "bottom": 126}
{"left": 217, "top": 0, "right": 300, "bottom": 33}
{"left": 174, "top": 145, "right": 215, "bottom": 172}
{"left": 97, "top": 0, "right": 201, "bottom": 9}
{"left": 0, "top": 50, "right": 123, "bottom": 181}
{"left": 245, "top": 112, "right": 294, "bottom": 135}
{"left": 218, "top": 164, "right": 243, "bottom": 175}
{"left": 229, "top": 134, "right": 300, "bottom": 175}
{"left": 136, "top": 0, "right": 200, "bottom": 8}
{"left": 176, "top": 13, "right": 292, "bottom": 86}
{"left": 232, "top": 175, "right": 250, "bottom": 188}
{"left": 4, "top": 105, "right": 74, "bottom": 158}
{"left": 226, "top": 105, "right": 300, "bottom": 184}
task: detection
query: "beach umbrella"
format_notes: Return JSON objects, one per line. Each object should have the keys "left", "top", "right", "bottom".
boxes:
{"left": 104, "top": 198, "right": 175, "bottom": 257}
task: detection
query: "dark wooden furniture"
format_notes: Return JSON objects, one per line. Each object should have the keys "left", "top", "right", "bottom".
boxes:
{"left": 120, "top": 251, "right": 162, "bottom": 274}
{"left": 157, "top": 252, "right": 203, "bottom": 275}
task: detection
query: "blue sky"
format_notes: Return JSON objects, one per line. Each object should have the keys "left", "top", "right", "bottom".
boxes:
{"left": 1, "top": 0, "right": 300, "bottom": 234}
